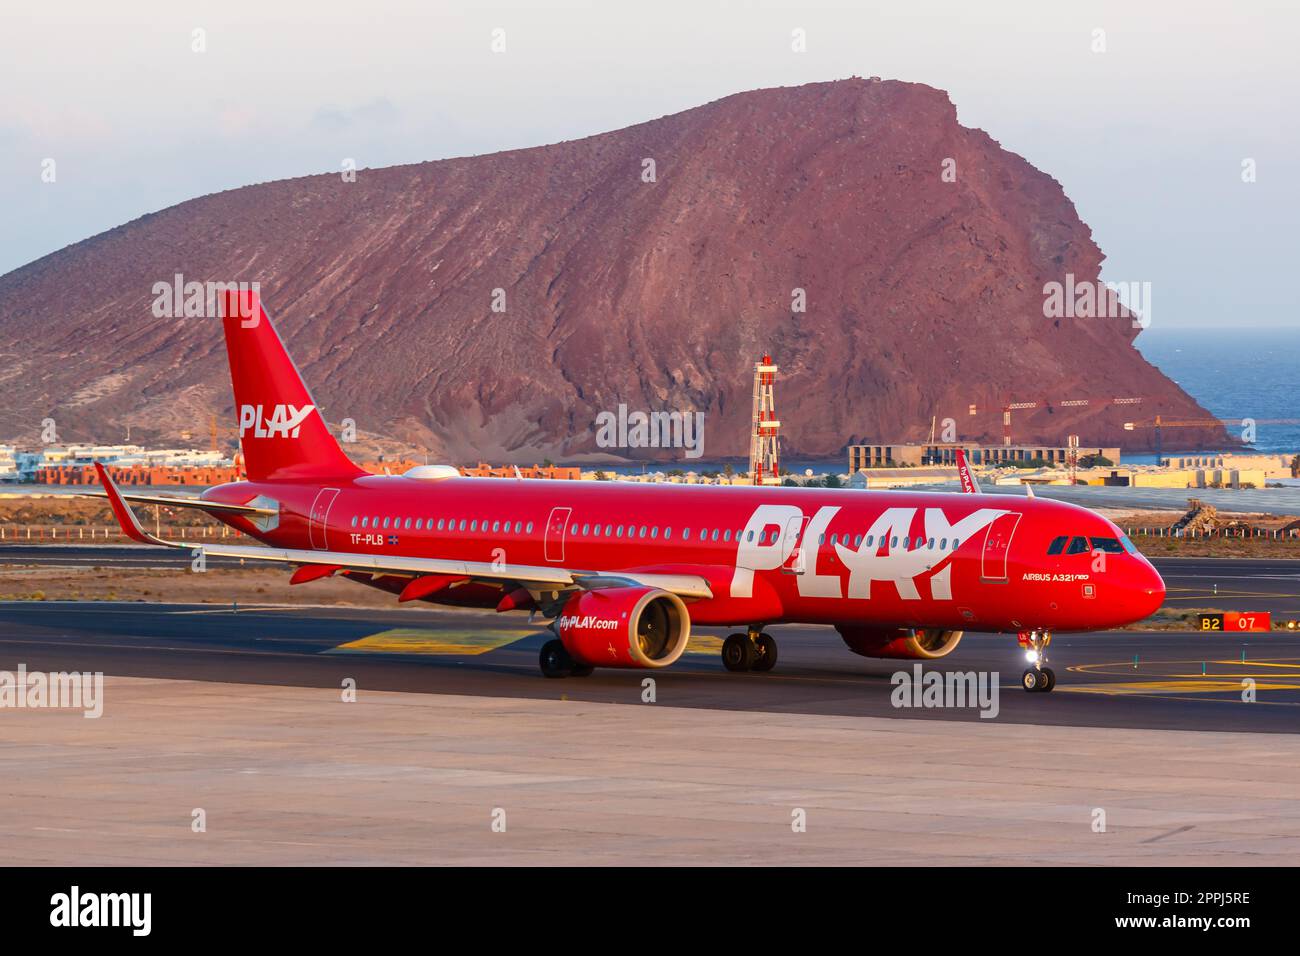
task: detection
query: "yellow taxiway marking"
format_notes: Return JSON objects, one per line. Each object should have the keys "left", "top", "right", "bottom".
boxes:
{"left": 328, "top": 628, "right": 531, "bottom": 656}
{"left": 685, "top": 634, "right": 726, "bottom": 655}
{"left": 1061, "top": 680, "right": 1300, "bottom": 695}
{"left": 1064, "top": 656, "right": 1300, "bottom": 697}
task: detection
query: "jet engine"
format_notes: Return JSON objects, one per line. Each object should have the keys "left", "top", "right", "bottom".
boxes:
{"left": 836, "top": 625, "right": 963, "bottom": 660}
{"left": 557, "top": 586, "right": 691, "bottom": 669}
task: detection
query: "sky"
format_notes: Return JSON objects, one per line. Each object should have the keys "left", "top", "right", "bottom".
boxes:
{"left": 2, "top": 0, "right": 1296, "bottom": 328}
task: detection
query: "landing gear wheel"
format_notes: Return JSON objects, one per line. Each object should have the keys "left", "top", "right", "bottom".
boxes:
{"left": 1017, "top": 629, "right": 1056, "bottom": 692}
{"left": 722, "top": 633, "right": 755, "bottom": 672}
{"left": 752, "top": 633, "right": 778, "bottom": 672}
{"left": 540, "top": 638, "right": 576, "bottom": 679}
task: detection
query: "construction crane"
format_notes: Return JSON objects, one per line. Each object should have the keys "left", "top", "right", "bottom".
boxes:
{"left": 1123, "top": 416, "right": 1300, "bottom": 458}
{"left": 994, "top": 396, "right": 1143, "bottom": 446}
{"left": 209, "top": 414, "right": 240, "bottom": 453}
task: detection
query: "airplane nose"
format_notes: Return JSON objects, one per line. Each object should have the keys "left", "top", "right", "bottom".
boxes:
{"left": 1138, "top": 561, "right": 1166, "bottom": 617}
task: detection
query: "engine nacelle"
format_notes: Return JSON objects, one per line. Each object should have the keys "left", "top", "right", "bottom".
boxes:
{"left": 557, "top": 586, "right": 691, "bottom": 669}
{"left": 836, "top": 625, "right": 963, "bottom": 660}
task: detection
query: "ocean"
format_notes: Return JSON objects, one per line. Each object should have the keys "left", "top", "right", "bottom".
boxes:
{"left": 1133, "top": 326, "right": 1300, "bottom": 460}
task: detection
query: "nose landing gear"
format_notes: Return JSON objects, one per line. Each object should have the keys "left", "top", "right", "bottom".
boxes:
{"left": 1018, "top": 629, "right": 1056, "bottom": 692}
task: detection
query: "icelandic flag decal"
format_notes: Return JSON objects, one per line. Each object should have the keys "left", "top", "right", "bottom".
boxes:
{"left": 387, "top": 534, "right": 399, "bottom": 545}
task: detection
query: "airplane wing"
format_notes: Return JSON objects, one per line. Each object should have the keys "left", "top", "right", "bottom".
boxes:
{"left": 80, "top": 490, "right": 278, "bottom": 516}
{"left": 955, "top": 449, "right": 980, "bottom": 493}
{"left": 93, "top": 462, "right": 713, "bottom": 600}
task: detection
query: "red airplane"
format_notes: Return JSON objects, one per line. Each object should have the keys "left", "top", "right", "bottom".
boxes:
{"left": 94, "top": 290, "right": 1165, "bottom": 692}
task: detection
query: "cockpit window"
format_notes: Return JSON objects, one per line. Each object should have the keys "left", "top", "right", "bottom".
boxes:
{"left": 1119, "top": 533, "right": 1139, "bottom": 555}
{"left": 1089, "top": 537, "right": 1124, "bottom": 554}
{"left": 1065, "top": 536, "right": 1090, "bottom": 555}
{"left": 1047, "top": 535, "right": 1068, "bottom": 555}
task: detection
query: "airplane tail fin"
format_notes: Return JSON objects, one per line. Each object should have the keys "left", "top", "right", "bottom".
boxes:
{"left": 221, "top": 289, "right": 365, "bottom": 482}
{"left": 955, "top": 449, "right": 980, "bottom": 494}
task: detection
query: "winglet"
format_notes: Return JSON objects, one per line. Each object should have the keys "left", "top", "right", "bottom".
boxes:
{"left": 955, "top": 449, "right": 980, "bottom": 494}
{"left": 94, "top": 461, "right": 179, "bottom": 547}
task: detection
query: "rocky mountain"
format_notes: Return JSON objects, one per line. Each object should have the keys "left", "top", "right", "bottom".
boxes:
{"left": 0, "top": 78, "right": 1224, "bottom": 461}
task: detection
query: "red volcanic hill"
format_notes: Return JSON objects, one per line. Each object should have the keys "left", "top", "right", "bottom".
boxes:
{"left": 0, "top": 78, "right": 1223, "bottom": 461}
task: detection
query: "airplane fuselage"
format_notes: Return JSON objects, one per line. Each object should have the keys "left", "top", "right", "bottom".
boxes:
{"left": 201, "top": 474, "right": 1166, "bottom": 633}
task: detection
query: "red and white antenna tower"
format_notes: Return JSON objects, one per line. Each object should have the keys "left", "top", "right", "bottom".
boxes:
{"left": 750, "top": 353, "right": 781, "bottom": 486}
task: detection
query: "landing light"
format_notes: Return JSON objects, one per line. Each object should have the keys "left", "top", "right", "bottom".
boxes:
{"left": 1024, "top": 650, "right": 1040, "bottom": 663}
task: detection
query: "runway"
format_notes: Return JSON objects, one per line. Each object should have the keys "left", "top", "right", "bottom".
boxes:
{"left": 1, "top": 548, "right": 1299, "bottom": 732}
{"left": 4, "top": 546, "right": 1299, "bottom": 865}
{"left": 4, "top": 602, "right": 1299, "bottom": 731}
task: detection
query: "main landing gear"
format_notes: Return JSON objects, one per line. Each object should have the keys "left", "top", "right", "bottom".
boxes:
{"left": 1018, "top": 629, "right": 1055, "bottom": 692}
{"left": 539, "top": 639, "right": 594, "bottom": 679}
{"left": 721, "top": 627, "right": 778, "bottom": 673}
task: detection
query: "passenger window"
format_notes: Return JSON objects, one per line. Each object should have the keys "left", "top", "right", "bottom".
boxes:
{"left": 928, "top": 537, "right": 935, "bottom": 549}
{"left": 939, "top": 538, "right": 947, "bottom": 550}
{"left": 570, "top": 523, "right": 578, "bottom": 535}
{"left": 711, "top": 529, "right": 719, "bottom": 541}
{"left": 604, "top": 524, "right": 612, "bottom": 536}
{"left": 414, "top": 519, "right": 422, "bottom": 530}
{"left": 361, "top": 517, "right": 369, "bottom": 528}
{"left": 867, "top": 535, "right": 874, "bottom": 547}
{"left": 953, "top": 538, "right": 960, "bottom": 550}
{"left": 1047, "top": 535, "right": 1068, "bottom": 555}
{"left": 853, "top": 534, "right": 862, "bottom": 547}
{"left": 723, "top": 530, "right": 731, "bottom": 542}
{"left": 351, "top": 516, "right": 358, "bottom": 527}
{"left": 382, "top": 517, "right": 391, "bottom": 529}
{"left": 404, "top": 518, "right": 412, "bottom": 529}
{"left": 616, "top": 526, "right": 624, "bottom": 537}
{"left": 640, "top": 526, "right": 648, "bottom": 538}
{"left": 682, "top": 529, "right": 691, "bottom": 541}
{"left": 581, "top": 524, "right": 589, "bottom": 535}
{"left": 437, "top": 519, "right": 445, "bottom": 530}
{"left": 1066, "top": 536, "right": 1090, "bottom": 555}
{"left": 818, "top": 533, "right": 825, "bottom": 544}
{"left": 458, "top": 519, "right": 467, "bottom": 531}
{"left": 525, "top": 522, "right": 533, "bottom": 533}
{"left": 664, "top": 528, "right": 672, "bottom": 540}
{"left": 651, "top": 526, "right": 659, "bottom": 539}
{"left": 890, "top": 536, "right": 898, "bottom": 548}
